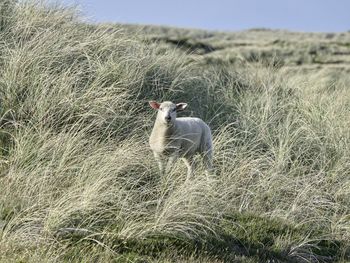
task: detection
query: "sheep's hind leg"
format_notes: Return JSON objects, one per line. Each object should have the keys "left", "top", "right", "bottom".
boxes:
{"left": 203, "top": 147, "right": 214, "bottom": 180}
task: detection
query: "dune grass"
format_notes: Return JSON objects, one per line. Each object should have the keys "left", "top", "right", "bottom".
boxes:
{"left": 0, "top": 1, "right": 349, "bottom": 262}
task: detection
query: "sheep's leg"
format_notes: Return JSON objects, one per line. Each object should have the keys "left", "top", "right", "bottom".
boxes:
{"left": 182, "top": 157, "right": 195, "bottom": 181}
{"left": 165, "top": 153, "right": 178, "bottom": 174}
{"left": 154, "top": 152, "right": 165, "bottom": 176}
{"left": 203, "top": 147, "right": 214, "bottom": 179}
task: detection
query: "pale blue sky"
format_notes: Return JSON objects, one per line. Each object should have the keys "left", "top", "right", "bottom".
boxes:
{"left": 62, "top": 0, "right": 350, "bottom": 32}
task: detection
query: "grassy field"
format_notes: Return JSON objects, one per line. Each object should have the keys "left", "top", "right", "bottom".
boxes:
{"left": 0, "top": 1, "right": 349, "bottom": 262}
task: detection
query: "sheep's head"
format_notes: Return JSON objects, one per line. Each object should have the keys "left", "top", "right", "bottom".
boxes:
{"left": 149, "top": 101, "right": 187, "bottom": 125}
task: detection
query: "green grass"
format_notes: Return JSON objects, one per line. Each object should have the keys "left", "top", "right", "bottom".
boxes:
{"left": 0, "top": 1, "right": 349, "bottom": 262}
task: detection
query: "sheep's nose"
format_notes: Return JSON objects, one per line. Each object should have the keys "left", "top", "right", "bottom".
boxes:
{"left": 165, "top": 116, "right": 171, "bottom": 121}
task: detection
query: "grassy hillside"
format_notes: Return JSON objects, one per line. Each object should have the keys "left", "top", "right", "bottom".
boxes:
{"left": 0, "top": 1, "right": 349, "bottom": 262}
{"left": 122, "top": 24, "right": 350, "bottom": 69}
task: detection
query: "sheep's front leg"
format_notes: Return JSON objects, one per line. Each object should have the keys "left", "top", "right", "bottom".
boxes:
{"left": 165, "top": 153, "right": 179, "bottom": 174}
{"left": 153, "top": 152, "right": 165, "bottom": 176}
{"left": 182, "top": 157, "right": 195, "bottom": 181}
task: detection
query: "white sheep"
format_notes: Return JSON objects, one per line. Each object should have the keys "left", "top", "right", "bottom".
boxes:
{"left": 149, "top": 101, "right": 213, "bottom": 179}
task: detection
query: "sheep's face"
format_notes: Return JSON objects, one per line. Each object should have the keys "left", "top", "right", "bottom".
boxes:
{"left": 149, "top": 101, "right": 187, "bottom": 125}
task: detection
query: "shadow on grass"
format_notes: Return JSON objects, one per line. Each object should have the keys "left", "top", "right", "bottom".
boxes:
{"left": 58, "top": 211, "right": 349, "bottom": 263}
{"left": 150, "top": 37, "right": 217, "bottom": 55}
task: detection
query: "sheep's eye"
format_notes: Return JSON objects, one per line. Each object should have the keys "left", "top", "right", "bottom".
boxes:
{"left": 172, "top": 108, "right": 176, "bottom": 112}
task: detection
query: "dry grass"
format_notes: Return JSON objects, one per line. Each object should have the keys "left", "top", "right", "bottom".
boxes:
{"left": 0, "top": 1, "right": 349, "bottom": 262}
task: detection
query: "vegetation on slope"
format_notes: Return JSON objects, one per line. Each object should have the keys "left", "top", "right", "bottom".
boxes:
{"left": 0, "top": 1, "right": 349, "bottom": 262}
{"left": 123, "top": 23, "right": 350, "bottom": 69}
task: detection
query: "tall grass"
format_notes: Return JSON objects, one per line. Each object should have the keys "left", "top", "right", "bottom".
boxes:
{"left": 0, "top": 1, "right": 349, "bottom": 262}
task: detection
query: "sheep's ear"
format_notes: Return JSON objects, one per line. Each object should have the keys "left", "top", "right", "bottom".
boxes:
{"left": 176, "top": 103, "right": 188, "bottom": 111}
{"left": 149, "top": 101, "right": 160, "bottom": 110}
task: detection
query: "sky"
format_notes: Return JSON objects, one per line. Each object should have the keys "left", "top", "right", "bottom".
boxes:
{"left": 62, "top": 0, "right": 350, "bottom": 32}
